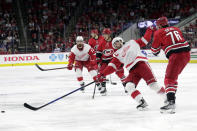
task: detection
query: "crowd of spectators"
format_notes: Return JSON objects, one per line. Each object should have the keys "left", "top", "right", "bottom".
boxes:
{"left": 0, "top": 0, "right": 197, "bottom": 54}
{"left": 24, "top": 0, "right": 79, "bottom": 53}
{"left": 0, "top": 0, "right": 19, "bottom": 54}
{"left": 184, "top": 19, "right": 197, "bottom": 48}
{"left": 70, "top": 0, "right": 197, "bottom": 46}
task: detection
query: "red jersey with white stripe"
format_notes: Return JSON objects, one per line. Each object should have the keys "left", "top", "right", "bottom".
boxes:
{"left": 88, "top": 36, "right": 104, "bottom": 51}
{"left": 69, "top": 43, "right": 95, "bottom": 64}
{"left": 110, "top": 40, "right": 148, "bottom": 71}
{"left": 151, "top": 26, "right": 190, "bottom": 58}
{"left": 97, "top": 38, "right": 116, "bottom": 63}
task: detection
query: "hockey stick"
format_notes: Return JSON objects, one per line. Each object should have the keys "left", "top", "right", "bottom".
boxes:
{"left": 24, "top": 81, "right": 95, "bottom": 111}
{"left": 92, "top": 83, "right": 97, "bottom": 99}
{"left": 109, "top": 75, "right": 117, "bottom": 85}
{"left": 35, "top": 64, "right": 69, "bottom": 71}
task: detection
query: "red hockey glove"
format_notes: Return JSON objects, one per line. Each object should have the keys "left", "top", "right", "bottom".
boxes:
{"left": 67, "top": 64, "right": 73, "bottom": 70}
{"left": 95, "top": 73, "right": 106, "bottom": 82}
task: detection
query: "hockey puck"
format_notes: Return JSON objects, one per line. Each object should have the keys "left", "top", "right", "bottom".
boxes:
{"left": 1, "top": 111, "right": 5, "bottom": 113}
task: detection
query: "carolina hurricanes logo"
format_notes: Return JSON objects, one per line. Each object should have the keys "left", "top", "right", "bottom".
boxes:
{"left": 103, "top": 49, "right": 114, "bottom": 56}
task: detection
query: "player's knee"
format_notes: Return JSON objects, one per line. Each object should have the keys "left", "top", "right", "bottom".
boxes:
{"left": 125, "top": 82, "right": 136, "bottom": 94}
{"left": 148, "top": 82, "right": 162, "bottom": 93}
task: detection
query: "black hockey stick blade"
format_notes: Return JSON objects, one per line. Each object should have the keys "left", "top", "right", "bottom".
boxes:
{"left": 35, "top": 64, "right": 68, "bottom": 71}
{"left": 111, "top": 82, "right": 117, "bottom": 85}
{"left": 24, "top": 103, "right": 40, "bottom": 111}
{"left": 35, "top": 64, "right": 45, "bottom": 71}
{"left": 24, "top": 81, "right": 95, "bottom": 111}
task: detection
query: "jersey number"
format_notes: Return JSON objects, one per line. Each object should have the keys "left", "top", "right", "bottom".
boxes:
{"left": 166, "top": 31, "right": 182, "bottom": 44}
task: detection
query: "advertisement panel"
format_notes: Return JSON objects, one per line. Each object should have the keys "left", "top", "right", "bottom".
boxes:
{"left": 0, "top": 50, "right": 196, "bottom": 67}
{"left": 0, "top": 53, "right": 69, "bottom": 67}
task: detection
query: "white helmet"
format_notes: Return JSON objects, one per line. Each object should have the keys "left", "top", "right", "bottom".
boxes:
{"left": 76, "top": 36, "right": 84, "bottom": 42}
{"left": 112, "top": 37, "right": 124, "bottom": 49}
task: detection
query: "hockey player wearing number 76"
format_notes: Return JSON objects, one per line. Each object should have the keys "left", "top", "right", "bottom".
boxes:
{"left": 151, "top": 16, "right": 191, "bottom": 114}
{"left": 95, "top": 28, "right": 166, "bottom": 111}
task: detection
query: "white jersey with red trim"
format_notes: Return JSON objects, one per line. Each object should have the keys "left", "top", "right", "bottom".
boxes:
{"left": 112, "top": 40, "right": 148, "bottom": 71}
{"left": 71, "top": 43, "right": 91, "bottom": 61}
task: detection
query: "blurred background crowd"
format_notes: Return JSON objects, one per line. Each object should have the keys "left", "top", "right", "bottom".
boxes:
{"left": 0, "top": 0, "right": 197, "bottom": 54}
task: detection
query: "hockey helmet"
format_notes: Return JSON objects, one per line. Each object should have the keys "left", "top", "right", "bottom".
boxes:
{"left": 91, "top": 29, "right": 99, "bottom": 35}
{"left": 112, "top": 37, "right": 124, "bottom": 49}
{"left": 102, "top": 28, "right": 112, "bottom": 34}
{"left": 156, "top": 16, "right": 168, "bottom": 27}
{"left": 76, "top": 36, "right": 84, "bottom": 42}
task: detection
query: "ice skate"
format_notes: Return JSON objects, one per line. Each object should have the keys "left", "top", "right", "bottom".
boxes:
{"left": 160, "top": 100, "right": 175, "bottom": 114}
{"left": 100, "top": 86, "right": 107, "bottom": 96}
{"left": 80, "top": 82, "right": 85, "bottom": 93}
{"left": 136, "top": 98, "right": 148, "bottom": 111}
{"left": 122, "top": 83, "right": 128, "bottom": 93}
{"left": 96, "top": 83, "right": 102, "bottom": 91}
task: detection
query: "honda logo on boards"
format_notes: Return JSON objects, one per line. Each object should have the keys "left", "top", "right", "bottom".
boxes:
{"left": 4, "top": 56, "right": 40, "bottom": 62}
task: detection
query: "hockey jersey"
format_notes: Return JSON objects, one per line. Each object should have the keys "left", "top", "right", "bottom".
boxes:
{"left": 151, "top": 26, "right": 190, "bottom": 58}
{"left": 88, "top": 36, "right": 104, "bottom": 51}
{"left": 100, "top": 40, "right": 148, "bottom": 76}
{"left": 96, "top": 38, "right": 117, "bottom": 63}
{"left": 69, "top": 43, "right": 95, "bottom": 64}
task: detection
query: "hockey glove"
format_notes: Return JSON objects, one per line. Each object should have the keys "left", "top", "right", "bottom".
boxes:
{"left": 67, "top": 64, "right": 73, "bottom": 70}
{"left": 147, "top": 25, "right": 156, "bottom": 32}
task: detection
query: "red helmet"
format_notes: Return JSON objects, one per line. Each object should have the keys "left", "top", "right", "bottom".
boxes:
{"left": 91, "top": 29, "right": 98, "bottom": 34}
{"left": 102, "top": 28, "right": 111, "bottom": 34}
{"left": 156, "top": 16, "right": 168, "bottom": 27}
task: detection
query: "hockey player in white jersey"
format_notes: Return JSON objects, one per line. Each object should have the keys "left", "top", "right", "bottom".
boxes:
{"left": 96, "top": 36, "right": 166, "bottom": 110}
{"left": 67, "top": 36, "right": 99, "bottom": 92}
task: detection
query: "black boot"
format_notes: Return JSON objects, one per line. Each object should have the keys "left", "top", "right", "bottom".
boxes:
{"left": 80, "top": 82, "right": 85, "bottom": 92}
{"left": 100, "top": 82, "right": 107, "bottom": 96}
{"left": 160, "top": 100, "right": 175, "bottom": 114}
{"left": 136, "top": 98, "right": 148, "bottom": 111}
{"left": 122, "top": 82, "right": 128, "bottom": 93}
{"left": 160, "top": 92, "right": 176, "bottom": 114}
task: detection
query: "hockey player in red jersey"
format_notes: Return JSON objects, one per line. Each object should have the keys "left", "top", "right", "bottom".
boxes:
{"left": 67, "top": 36, "right": 100, "bottom": 92}
{"left": 95, "top": 36, "right": 166, "bottom": 110}
{"left": 88, "top": 29, "right": 104, "bottom": 51}
{"left": 96, "top": 28, "right": 126, "bottom": 95}
{"left": 151, "top": 16, "right": 190, "bottom": 114}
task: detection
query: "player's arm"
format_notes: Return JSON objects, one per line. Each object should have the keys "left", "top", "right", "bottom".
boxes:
{"left": 151, "top": 32, "right": 161, "bottom": 56}
{"left": 88, "top": 39, "right": 93, "bottom": 48}
{"left": 67, "top": 52, "right": 75, "bottom": 70}
{"left": 88, "top": 48, "right": 97, "bottom": 65}
{"left": 101, "top": 57, "right": 123, "bottom": 77}
{"left": 135, "top": 26, "right": 156, "bottom": 48}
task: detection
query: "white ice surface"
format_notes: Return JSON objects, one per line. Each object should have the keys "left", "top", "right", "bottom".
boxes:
{"left": 0, "top": 63, "right": 197, "bottom": 131}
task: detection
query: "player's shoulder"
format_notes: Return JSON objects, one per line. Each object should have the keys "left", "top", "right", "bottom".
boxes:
{"left": 83, "top": 43, "right": 91, "bottom": 51}
{"left": 71, "top": 45, "right": 77, "bottom": 52}
{"left": 88, "top": 38, "right": 94, "bottom": 43}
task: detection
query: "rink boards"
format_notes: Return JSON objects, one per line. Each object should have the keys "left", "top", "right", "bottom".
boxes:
{"left": 0, "top": 49, "right": 197, "bottom": 67}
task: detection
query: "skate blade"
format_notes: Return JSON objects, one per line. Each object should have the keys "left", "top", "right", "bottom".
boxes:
{"left": 137, "top": 107, "right": 149, "bottom": 111}
{"left": 160, "top": 109, "right": 175, "bottom": 114}
{"left": 100, "top": 92, "right": 107, "bottom": 96}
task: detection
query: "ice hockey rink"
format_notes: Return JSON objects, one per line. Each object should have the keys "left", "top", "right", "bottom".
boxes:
{"left": 0, "top": 63, "right": 197, "bottom": 131}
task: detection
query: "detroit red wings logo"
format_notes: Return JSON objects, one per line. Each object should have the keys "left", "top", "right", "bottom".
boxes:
{"left": 103, "top": 49, "right": 114, "bottom": 56}
{"left": 122, "top": 45, "right": 130, "bottom": 57}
